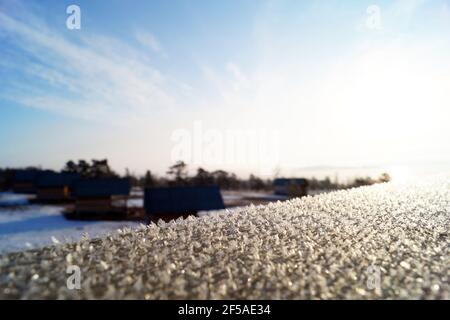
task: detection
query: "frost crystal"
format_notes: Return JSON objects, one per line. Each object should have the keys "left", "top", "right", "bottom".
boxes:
{"left": 0, "top": 178, "right": 449, "bottom": 299}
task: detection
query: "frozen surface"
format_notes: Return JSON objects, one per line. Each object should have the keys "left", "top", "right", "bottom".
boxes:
{"left": 0, "top": 178, "right": 449, "bottom": 299}
{"left": 0, "top": 205, "right": 141, "bottom": 254}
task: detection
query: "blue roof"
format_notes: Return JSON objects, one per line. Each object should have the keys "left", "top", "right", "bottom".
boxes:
{"left": 145, "top": 186, "right": 225, "bottom": 215}
{"left": 35, "top": 172, "right": 80, "bottom": 188}
{"left": 14, "top": 170, "right": 41, "bottom": 182}
{"left": 72, "top": 178, "right": 131, "bottom": 197}
{"left": 273, "top": 178, "right": 308, "bottom": 186}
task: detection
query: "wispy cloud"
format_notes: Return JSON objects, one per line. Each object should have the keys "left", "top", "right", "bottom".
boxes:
{"left": 135, "top": 31, "right": 164, "bottom": 55}
{"left": 0, "top": 5, "right": 186, "bottom": 126}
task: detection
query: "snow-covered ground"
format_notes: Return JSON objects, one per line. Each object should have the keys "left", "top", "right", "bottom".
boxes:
{"left": 0, "top": 195, "right": 142, "bottom": 254}
{"left": 0, "top": 192, "right": 33, "bottom": 207}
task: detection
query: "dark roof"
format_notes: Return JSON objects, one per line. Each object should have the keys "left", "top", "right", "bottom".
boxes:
{"left": 145, "top": 186, "right": 225, "bottom": 215}
{"left": 14, "top": 169, "right": 43, "bottom": 182}
{"left": 35, "top": 172, "right": 80, "bottom": 188}
{"left": 273, "top": 178, "right": 308, "bottom": 186}
{"left": 72, "top": 178, "right": 131, "bottom": 197}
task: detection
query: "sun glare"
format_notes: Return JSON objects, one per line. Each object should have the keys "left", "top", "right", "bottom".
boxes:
{"left": 386, "top": 165, "right": 414, "bottom": 183}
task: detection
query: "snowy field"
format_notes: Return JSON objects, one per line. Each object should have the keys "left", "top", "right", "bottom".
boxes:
{"left": 0, "top": 190, "right": 278, "bottom": 254}
{"left": 0, "top": 193, "right": 142, "bottom": 254}
{"left": 0, "top": 177, "right": 448, "bottom": 299}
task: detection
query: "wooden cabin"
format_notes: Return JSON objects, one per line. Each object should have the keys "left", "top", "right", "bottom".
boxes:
{"left": 35, "top": 172, "right": 80, "bottom": 203}
{"left": 273, "top": 178, "right": 309, "bottom": 197}
{"left": 144, "top": 186, "right": 225, "bottom": 222}
{"left": 71, "top": 178, "right": 131, "bottom": 219}
{"left": 12, "top": 169, "right": 41, "bottom": 194}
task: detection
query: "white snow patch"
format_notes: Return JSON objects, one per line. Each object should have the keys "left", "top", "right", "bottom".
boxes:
{"left": 0, "top": 192, "right": 31, "bottom": 206}
{"left": 0, "top": 204, "right": 141, "bottom": 254}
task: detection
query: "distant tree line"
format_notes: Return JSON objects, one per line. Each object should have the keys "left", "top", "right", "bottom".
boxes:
{"left": 128, "top": 161, "right": 272, "bottom": 191}
{"left": 0, "top": 159, "right": 390, "bottom": 192}
{"left": 62, "top": 159, "right": 118, "bottom": 178}
{"left": 307, "top": 172, "right": 391, "bottom": 191}
{"left": 127, "top": 160, "right": 391, "bottom": 191}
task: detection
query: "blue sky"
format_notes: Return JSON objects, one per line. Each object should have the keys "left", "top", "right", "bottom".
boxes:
{"left": 1, "top": 0, "right": 449, "bottom": 177}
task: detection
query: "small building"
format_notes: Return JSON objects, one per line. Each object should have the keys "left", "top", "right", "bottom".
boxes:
{"left": 144, "top": 186, "right": 225, "bottom": 222}
{"left": 70, "top": 178, "right": 131, "bottom": 219}
{"left": 12, "top": 169, "right": 41, "bottom": 194}
{"left": 0, "top": 171, "right": 4, "bottom": 191}
{"left": 35, "top": 172, "right": 80, "bottom": 202}
{"left": 3, "top": 169, "right": 15, "bottom": 191}
{"left": 273, "top": 178, "right": 309, "bottom": 197}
